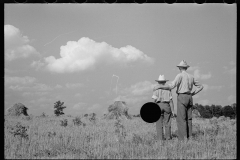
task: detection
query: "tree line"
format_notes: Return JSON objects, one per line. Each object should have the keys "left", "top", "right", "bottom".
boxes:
{"left": 193, "top": 103, "right": 236, "bottom": 119}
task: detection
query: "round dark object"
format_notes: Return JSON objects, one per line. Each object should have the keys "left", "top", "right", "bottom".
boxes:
{"left": 140, "top": 102, "right": 161, "bottom": 123}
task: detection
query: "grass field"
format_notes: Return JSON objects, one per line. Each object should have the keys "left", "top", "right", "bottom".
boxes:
{"left": 4, "top": 115, "right": 236, "bottom": 159}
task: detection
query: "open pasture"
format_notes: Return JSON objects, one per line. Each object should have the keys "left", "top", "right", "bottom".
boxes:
{"left": 4, "top": 116, "right": 236, "bottom": 159}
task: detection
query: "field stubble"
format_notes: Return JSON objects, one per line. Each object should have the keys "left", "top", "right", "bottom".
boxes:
{"left": 4, "top": 115, "right": 236, "bottom": 159}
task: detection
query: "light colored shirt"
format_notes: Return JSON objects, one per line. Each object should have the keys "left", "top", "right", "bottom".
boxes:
{"left": 168, "top": 71, "right": 203, "bottom": 94}
{"left": 152, "top": 88, "right": 173, "bottom": 103}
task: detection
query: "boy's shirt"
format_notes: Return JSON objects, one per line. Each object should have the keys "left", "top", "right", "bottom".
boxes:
{"left": 152, "top": 87, "right": 173, "bottom": 103}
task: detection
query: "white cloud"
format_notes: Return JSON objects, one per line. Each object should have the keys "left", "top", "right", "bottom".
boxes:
{"left": 121, "top": 81, "right": 155, "bottom": 96}
{"left": 202, "top": 84, "right": 223, "bottom": 92}
{"left": 4, "top": 25, "right": 39, "bottom": 61}
{"left": 9, "top": 83, "right": 53, "bottom": 91}
{"left": 188, "top": 66, "right": 199, "bottom": 71}
{"left": 198, "top": 99, "right": 210, "bottom": 106}
{"left": 114, "top": 95, "right": 149, "bottom": 105}
{"left": 230, "top": 60, "right": 236, "bottom": 66}
{"left": 55, "top": 84, "right": 63, "bottom": 89}
{"left": 227, "top": 95, "right": 236, "bottom": 103}
{"left": 38, "top": 37, "right": 154, "bottom": 73}
{"left": 31, "top": 60, "right": 45, "bottom": 70}
{"left": 72, "top": 102, "right": 88, "bottom": 110}
{"left": 65, "top": 83, "right": 84, "bottom": 89}
{"left": 228, "top": 67, "right": 236, "bottom": 75}
{"left": 5, "top": 76, "right": 36, "bottom": 85}
{"left": 22, "top": 91, "right": 48, "bottom": 97}
{"left": 193, "top": 69, "right": 212, "bottom": 80}
{"left": 87, "top": 103, "right": 103, "bottom": 113}
{"left": 75, "top": 93, "right": 82, "bottom": 97}
{"left": 223, "top": 61, "right": 236, "bottom": 75}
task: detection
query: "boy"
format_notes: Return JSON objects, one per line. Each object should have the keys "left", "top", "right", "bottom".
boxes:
{"left": 152, "top": 75, "right": 175, "bottom": 140}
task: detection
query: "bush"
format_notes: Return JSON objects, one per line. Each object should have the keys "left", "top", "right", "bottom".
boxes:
{"left": 73, "top": 117, "right": 86, "bottom": 126}
{"left": 60, "top": 119, "right": 68, "bottom": 127}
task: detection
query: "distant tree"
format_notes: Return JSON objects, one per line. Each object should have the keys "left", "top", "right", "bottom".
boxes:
{"left": 232, "top": 103, "right": 236, "bottom": 117}
{"left": 222, "top": 105, "right": 235, "bottom": 119}
{"left": 212, "top": 105, "right": 223, "bottom": 118}
{"left": 54, "top": 100, "right": 66, "bottom": 116}
{"left": 195, "top": 103, "right": 212, "bottom": 118}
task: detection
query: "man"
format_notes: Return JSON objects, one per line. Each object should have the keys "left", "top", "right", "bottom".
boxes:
{"left": 153, "top": 60, "right": 203, "bottom": 140}
{"left": 152, "top": 75, "right": 175, "bottom": 140}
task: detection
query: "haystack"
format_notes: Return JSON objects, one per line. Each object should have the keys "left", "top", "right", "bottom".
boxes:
{"left": 104, "top": 101, "right": 132, "bottom": 120}
{"left": 192, "top": 109, "right": 201, "bottom": 118}
{"left": 6, "top": 103, "right": 29, "bottom": 117}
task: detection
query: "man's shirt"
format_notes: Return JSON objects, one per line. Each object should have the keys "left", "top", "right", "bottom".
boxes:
{"left": 152, "top": 88, "right": 173, "bottom": 103}
{"left": 168, "top": 71, "right": 203, "bottom": 94}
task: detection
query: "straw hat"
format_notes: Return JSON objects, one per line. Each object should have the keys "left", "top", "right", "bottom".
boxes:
{"left": 155, "top": 75, "right": 169, "bottom": 82}
{"left": 177, "top": 60, "right": 190, "bottom": 68}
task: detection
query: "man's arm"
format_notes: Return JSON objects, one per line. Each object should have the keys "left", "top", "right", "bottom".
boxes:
{"left": 191, "top": 78, "right": 204, "bottom": 96}
{"left": 153, "top": 74, "right": 181, "bottom": 91}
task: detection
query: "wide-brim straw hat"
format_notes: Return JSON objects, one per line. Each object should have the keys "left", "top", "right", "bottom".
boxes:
{"left": 155, "top": 75, "right": 169, "bottom": 82}
{"left": 177, "top": 60, "right": 190, "bottom": 68}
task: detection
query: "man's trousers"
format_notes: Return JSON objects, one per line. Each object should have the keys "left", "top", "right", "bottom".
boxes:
{"left": 177, "top": 93, "right": 193, "bottom": 140}
{"left": 156, "top": 102, "right": 172, "bottom": 140}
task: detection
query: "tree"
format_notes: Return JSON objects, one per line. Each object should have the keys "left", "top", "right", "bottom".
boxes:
{"left": 212, "top": 105, "right": 223, "bottom": 118}
{"left": 54, "top": 100, "right": 66, "bottom": 116}
{"left": 222, "top": 105, "right": 235, "bottom": 119}
{"left": 232, "top": 103, "right": 236, "bottom": 118}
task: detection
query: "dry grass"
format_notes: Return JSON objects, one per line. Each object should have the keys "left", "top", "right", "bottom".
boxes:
{"left": 4, "top": 115, "right": 236, "bottom": 159}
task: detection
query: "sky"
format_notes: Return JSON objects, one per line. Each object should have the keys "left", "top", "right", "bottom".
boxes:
{"left": 4, "top": 4, "right": 236, "bottom": 116}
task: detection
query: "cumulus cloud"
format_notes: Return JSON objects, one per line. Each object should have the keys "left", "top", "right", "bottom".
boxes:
{"left": 121, "top": 81, "right": 155, "bottom": 96}
{"left": 55, "top": 84, "right": 63, "bottom": 89}
{"left": 75, "top": 93, "right": 82, "bottom": 97}
{"left": 188, "top": 66, "right": 199, "bottom": 71}
{"left": 5, "top": 76, "right": 36, "bottom": 85}
{"left": 193, "top": 69, "right": 212, "bottom": 80}
{"left": 227, "top": 95, "right": 236, "bottom": 103}
{"left": 223, "top": 60, "right": 236, "bottom": 75}
{"left": 4, "top": 25, "right": 39, "bottom": 61}
{"left": 114, "top": 95, "right": 149, "bottom": 105}
{"left": 37, "top": 37, "right": 154, "bottom": 73}
{"left": 8, "top": 83, "right": 53, "bottom": 91}
{"left": 72, "top": 102, "right": 88, "bottom": 110}
{"left": 22, "top": 91, "right": 48, "bottom": 97}
{"left": 198, "top": 99, "right": 210, "bottom": 106}
{"left": 202, "top": 84, "right": 223, "bottom": 92}
{"left": 87, "top": 103, "right": 103, "bottom": 113}
{"left": 65, "top": 83, "right": 84, "bottom": 89}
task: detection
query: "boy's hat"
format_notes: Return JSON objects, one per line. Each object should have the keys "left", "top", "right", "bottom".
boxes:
{"left": 177, "top": 60, "right": 190, "bottom": 68}
{"left": 155, "top": 75, "right": 169, "bottom": 82}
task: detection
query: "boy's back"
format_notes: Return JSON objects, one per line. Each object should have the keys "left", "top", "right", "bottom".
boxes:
{"left": 152, "top": 88, "right": 172, "bottom": 103}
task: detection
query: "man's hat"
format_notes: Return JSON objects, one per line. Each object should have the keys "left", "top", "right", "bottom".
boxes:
{"left": 177, "top": 60, "right": 190, "bottom": 68}
{"left": 155, "top": 75, "right": 169, "bottom": 82}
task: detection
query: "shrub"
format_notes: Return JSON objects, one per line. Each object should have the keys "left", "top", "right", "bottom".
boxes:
{"left": 9, "top": 122, "right": 29, "bottom": 140}
{"left": 73, "top": 117, "right": 86, "bottom": 126}
{"left": 60, "top": 119, "right": 68, "bottom": 127}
